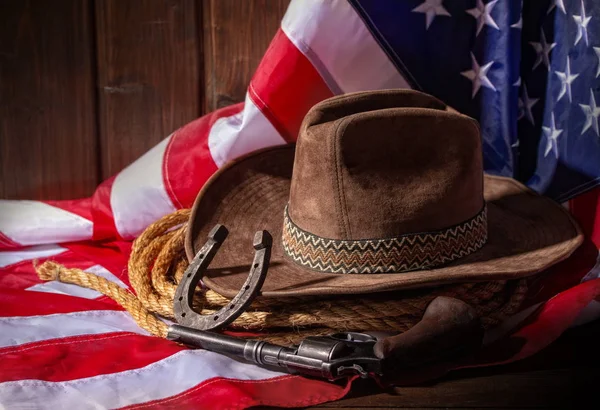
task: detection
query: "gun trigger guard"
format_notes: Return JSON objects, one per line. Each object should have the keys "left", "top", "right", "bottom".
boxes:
{"left": 173, "top": 224, "right": 272, "bottom": 331}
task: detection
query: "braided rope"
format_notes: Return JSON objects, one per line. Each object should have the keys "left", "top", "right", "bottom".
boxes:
{"left": 37, "top": 261, "right": 169, "bottom": 338}
{"left": 35, "top": 209, "right": 528, "bottom": 346}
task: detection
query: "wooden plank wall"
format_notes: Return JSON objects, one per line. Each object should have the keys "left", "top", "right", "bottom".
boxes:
{"left": 203, "top": 0, "right": 289, "bottom": 111}
{"left": 0, "top": 0, "right": 289, "bottom": 200}
{"left": 95, "top": 0, "right": 201, "bottom": 179}
{"left": 0, "top": 0, "right": 98, "bottom": 200}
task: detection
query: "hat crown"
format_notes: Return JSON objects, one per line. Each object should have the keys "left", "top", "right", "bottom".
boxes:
{"left": 288, "top": 90, "right": 484, "bottom": 241}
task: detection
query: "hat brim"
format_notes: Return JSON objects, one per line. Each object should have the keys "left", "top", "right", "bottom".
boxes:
{"left": 185, "top": 145, "right": 583, "bottom": 298}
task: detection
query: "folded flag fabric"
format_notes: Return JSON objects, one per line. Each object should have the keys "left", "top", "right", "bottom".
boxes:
{"left": 1, "top": 0, "right": 600, "bottom": 408}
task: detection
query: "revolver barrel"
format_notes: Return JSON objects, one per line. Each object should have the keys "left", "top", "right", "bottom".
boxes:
{"left": 168, "top": 324, "right": 256, "bottom": 358}
{"left": 167, "top": 325, "right": 335, "bottom": 378}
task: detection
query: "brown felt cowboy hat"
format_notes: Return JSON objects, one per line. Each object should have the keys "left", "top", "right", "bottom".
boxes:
{"left": 184, "top": 89, "right": 583, "bottom": 298}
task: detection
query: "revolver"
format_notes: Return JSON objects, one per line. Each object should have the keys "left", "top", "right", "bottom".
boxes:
{"left": 168, "top": 225, "right": 382, "bottom": 380}
{"left": 167, "top": 325, "right": 383, "bottom": 380}
{"left": 168, "top": 225, "right": 483, "bottom": 381}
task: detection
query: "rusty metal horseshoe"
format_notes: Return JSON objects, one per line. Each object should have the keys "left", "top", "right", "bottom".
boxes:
{"left": 173, "top": 224, "right": 272, "bottom": 331}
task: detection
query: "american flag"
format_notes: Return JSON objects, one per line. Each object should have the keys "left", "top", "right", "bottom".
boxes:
{"left": 1, "top": 0, "right": 600, "bottom": 408}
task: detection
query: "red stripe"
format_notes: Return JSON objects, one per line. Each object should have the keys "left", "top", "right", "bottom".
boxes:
{"left": 0, "top": 288, "right": 122, "bottom": 316}
{"left": 0, "top": 332, "right": 183, "bottom": 382}
{"left": 163, "top": 104, "right": 242, "bottom": 209}
{"left": 0, "top": 244, "right": 131, "bottom": 307}
{"left": 0, "top": 232, "right": 22, "bottom": 250}
{"left": 0, "top": 250, "right": 96, "bottom": 291}
{"left": 92, "top": 176, "right": 121, "bottom": 241}
{"left": 43, "top": 197, "right": 94, "bottom": 222}
{"left": 471, "top": 278, "right": 600, "bottom": 366}
{"left": 569, "top": 187, "right": 600, "bottom": 248}
{"left": 377, "top": 278, "right": 600, "bottom": 386}
{"left": 64, "top": 240, "right": 132, "bottom": 288}
{"left": 122, "top": 374, "right": 354, "bottom": 410}
{"left": 524, "top": 236, "right": 599, "bottom": 307}
{"left": 250, "top": 29, "right": 333, "bottom": 143}
{"left": 521, "top": 187, "right": 600, "bottom": 307}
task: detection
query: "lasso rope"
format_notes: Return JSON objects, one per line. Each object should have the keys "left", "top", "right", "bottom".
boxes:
{"left": 36, "top": 209, "right": 528, "bottom": 346}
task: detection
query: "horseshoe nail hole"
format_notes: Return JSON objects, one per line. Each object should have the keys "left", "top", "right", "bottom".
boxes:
{"left": 181, "top": 313, "right": 186, "bottom": 317}
{"left": 178, "top": 296, "right": 183, "bottom": 301}
{"left": 229, "top": 304, "right": 235, "bottom": 309}
{"left": 253, "top": 263, "right": 258, "bottom": 269}
{"left": 187, "top": 273, "right": 191, "bottom": 278}
{"left": 213, "top": 316, "right": 219, "bottom": 321}
{"left": 244, "top": 285, "right": 250, "bottom": 290}
{"left": 199, "top": 254, "right": 204, "bottom": 258}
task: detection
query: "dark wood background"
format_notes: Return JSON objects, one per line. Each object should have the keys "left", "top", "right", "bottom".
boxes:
{"left": 0, "top": 0, "right": 289, "bottom": 200}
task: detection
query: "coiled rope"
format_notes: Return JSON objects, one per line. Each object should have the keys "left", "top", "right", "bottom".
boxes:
{"left": 36, "top": 209, "right": 528, "bottom": 345}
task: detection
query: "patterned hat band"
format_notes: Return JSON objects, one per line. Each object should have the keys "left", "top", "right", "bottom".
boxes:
{"left": 281, "top": 205, "right": 488, "bottom": 274}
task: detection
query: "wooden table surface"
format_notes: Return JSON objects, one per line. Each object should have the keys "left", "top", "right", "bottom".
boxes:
{"left": 262, "top": 320, "right": 599, "bottom": 409}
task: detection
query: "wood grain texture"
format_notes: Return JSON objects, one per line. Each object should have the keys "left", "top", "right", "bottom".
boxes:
{"left": 95, "top": 0, "right": 201, "bottom": 179}
{"left": 0, "top": 0, "right": 98, "bottom": 200}
{"left": 202, "top": 0, "right": 290, "bottom": 111}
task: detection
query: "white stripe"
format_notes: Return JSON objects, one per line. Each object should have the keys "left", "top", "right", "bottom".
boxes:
{"left": 281, "top": 0, "right": 410, "bottom": 94}
{"left": 208, "top": 94, "right": 286, "bottom": 168}
{"left": 0, "top": 201, "right": 93, "bottom": 246}
{"left": 575, "top": 252, "right": 600, "bottom": 326}
{"left": 26, "top": 265, "right": 128, "bottom": 300}
{"left": 572, "top": 299, "right": 600, "bottom": 327}
{"left": 0, "top": 349, "right": 284, "bottom": 409}
{"left": 581, "top": 251, "right": 600, "bottom": 282}
{"left": 0, "top": 310, "right": 147, "bottom": 348}
{"left": 484, "top": 298, "right": 600, "bottom": 346}
{"left": 0, "top": 244, "right": 67, "bottom": 268}
{"left": 111, "top": 136, "right": 177, "bottom": 240}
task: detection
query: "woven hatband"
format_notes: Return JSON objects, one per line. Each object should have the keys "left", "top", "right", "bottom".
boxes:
{"left": 282, "top": 205, "right": 488, "bottom": 274}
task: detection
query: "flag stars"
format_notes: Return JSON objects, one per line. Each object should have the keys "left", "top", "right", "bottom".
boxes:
{"left": 466, "top": 0, "right": 500, "bottom": 36}
{"left": 412, "top": 0, "right": 451, "bottom": 30}
{"left": 529, "top": 29, "right": 556, "bottom": 70}
{"left": 573, "top": 0, "right": 591, "bottom": 46}
{"left": 555, "top": 58, "right": 579, "bottom": 103}
{"left": 543, "top": 113, "right": 563, "bottom": 158}
{"left": 461, "top": 53, "right": 496, "bottom": 98}
{"left": 579, "top": 90, "right": 600, "bottom": 136}
{"left": 512, "top": 0, "right": 523, "bottom": 30}
{"left": 518, "top": 84, "right": 539, "bottom": 125}
{"left": 548, "top": 0, "right": 566, "bottom": 15}
{"left": 511, "top": 16, "right": 522, "bottom": 30}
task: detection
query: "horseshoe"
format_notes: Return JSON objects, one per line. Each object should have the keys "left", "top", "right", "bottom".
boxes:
{"left": 173, "top": 224, "right": 272, "bottom": 331}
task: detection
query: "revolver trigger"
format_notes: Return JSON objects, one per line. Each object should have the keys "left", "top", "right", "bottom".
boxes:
{"left": 336, "top": 364, "right": 369, "bottom": 378}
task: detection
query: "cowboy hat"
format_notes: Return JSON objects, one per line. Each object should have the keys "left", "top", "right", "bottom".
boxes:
{"left": 184, "top": 89, "right": 582, "bottom": 298}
